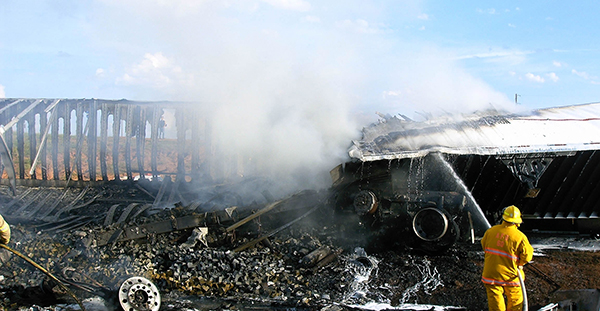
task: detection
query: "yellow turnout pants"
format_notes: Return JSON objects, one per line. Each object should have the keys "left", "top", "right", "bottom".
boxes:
{"left": 484, "top": 283, "right": 523, "bottom": 311}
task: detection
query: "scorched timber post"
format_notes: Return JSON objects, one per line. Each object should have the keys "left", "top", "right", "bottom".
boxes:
{"left": 0, "top": 98, "right": 232, "bottom": 188}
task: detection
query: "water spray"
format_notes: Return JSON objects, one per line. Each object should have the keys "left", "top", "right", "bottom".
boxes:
{"left": 343, "top": 248, "right": 382, "bottom": 304}
{"left": 399, "top": 257, "right": 443, "bottom": 304}
{"left": 431, "top": 152, "right": 491, "bottom": 233}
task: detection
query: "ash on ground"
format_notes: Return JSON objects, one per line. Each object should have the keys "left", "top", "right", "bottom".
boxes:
{"left": 0, "top": 185, "right": 598, "bottom": 311}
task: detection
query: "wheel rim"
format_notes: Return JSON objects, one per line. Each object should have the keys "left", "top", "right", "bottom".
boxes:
{"left": 412, "top": 207, "right": 449, "bottom": 241}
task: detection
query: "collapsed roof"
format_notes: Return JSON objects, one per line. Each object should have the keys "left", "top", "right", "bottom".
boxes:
{"left": 349, "top": 102, "right": 600, "bottom": 161}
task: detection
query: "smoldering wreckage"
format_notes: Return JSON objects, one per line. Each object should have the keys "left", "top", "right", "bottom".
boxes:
{"left": 0, "top": 99, "right": 600, "bottom": 310}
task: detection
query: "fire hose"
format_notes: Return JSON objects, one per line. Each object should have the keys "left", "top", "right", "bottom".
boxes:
{"left": 517, "top": 265, "right": 527, "bottom": 311}
{"left": 0, "top": 244, "right": 86, "bottom": 311}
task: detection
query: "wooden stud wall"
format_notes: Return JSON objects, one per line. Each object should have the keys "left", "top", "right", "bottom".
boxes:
{"left": 0, "top": 99, "right": 214, "bottom": 185}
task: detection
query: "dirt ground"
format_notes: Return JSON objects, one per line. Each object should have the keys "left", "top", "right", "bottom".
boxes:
{"left": 367, "top": 239, "right": 600, "bottom": 310}
{"left": 3, "top": 224, "right": 599, "bottom": 311}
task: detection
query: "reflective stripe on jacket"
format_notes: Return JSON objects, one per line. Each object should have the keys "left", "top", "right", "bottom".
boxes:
{"left": 481, "top": 222, "right": 533, "bottom": 286}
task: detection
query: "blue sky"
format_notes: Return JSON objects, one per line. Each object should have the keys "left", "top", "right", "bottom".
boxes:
{"left": 2, "top": 0, "right": 600, "bottom": 190}
{"left": 1, "top": 1, "right": 599, "bottom": 116}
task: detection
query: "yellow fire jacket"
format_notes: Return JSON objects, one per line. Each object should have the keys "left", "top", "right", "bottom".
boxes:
{"left": 0, "top": 215, "right": 10, "bottom": 244}
{"left": 481, "top": 222, "right": 533, "bottom": 286}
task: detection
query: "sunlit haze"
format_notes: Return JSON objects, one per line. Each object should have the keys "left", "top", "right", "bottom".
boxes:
{"left": 1, "top": 0, "right": 600, "bottom": 192}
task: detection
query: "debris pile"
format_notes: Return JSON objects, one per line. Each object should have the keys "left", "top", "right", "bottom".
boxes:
{"left": 0, "top": 195, "right": 481, "bottom": 310}
{"left": 0, "top": 185, "right": 599, "bottom": 310}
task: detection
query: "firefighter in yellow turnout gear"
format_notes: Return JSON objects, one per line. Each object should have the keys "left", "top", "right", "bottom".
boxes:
{"left": 481, "top": 205, "right": 534, "bottom": 311}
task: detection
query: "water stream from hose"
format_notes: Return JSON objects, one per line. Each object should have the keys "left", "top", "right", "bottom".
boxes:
{"left": 431, "top": 153, "right": 491, "bottom": 233}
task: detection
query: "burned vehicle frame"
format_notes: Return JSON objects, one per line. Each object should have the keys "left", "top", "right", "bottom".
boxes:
{"left": 330, "top": 102, "right": 600, "bottom": 253}
{"left": 329, "top": 154, "right": 484, "bottom": 254}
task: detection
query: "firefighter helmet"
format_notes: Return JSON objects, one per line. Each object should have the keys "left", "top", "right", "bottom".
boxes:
{"left": 502, "top": 205, "right": 523, "bottom": 224}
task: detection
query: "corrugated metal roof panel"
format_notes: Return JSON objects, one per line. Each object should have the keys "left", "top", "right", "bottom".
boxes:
{"left": 449, "top": 150, "right": 600, "bottom": 223}
{"left": 348, "top": 103, "right": 600, "bottom": 224}
{"left": 350, "top": 102, "right": 600, "bottom": 161}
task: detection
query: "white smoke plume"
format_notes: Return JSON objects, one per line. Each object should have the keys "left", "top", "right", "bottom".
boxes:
{"left": 88, "top": 0, "right": 516, "bottom": 195}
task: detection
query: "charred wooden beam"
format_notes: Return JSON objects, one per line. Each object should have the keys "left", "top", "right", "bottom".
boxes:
{"left": 112, "top": 104, "right": 121, "bottom": 180}
{"left": 40, "top": 215, "right": 95, "bottom": 233}
{"left": 176, "top": 108, "right": 186, "bottom": 181}
{"left": 12, "top": 189, "right": 45, "bottom": 217}
{"left": 104, "top": 204, "right": 120, "bottom": 227}
{"left": 52, "top": 105, "right": 60, "bottom": 180}
{"left": 39, "top": 109, "right": 48, "bottom": 180}
{"left": 52, "top": 186, "right": 93, "bottom": 221}
{"left": 4, "top": 106, "right": 13, "bottom": 161}
{"left": 23, "top": 190, "right": 54, "bottom": 219}
{"left": 63, "top": 102, "right": 72, "bottom": 180}
{"left": 75, "top": 102, "right": 84, "bottom": 181}
{"left": 0, "top": 98, "right": 215, "bottom": 187}
{"left": 125, "top": 105, "right": 133, "bottom": 180}
{"left": 131, "top": 204, "right": 153, "bottom": 219}
{"left": 87, "top": 100, "right": 98, "bottom": 181}
{"left": 0, "top": 99, "right": 23, "bottom": 115}
{"left": 300, "top": 245, "right": 331, "bottom": 267}
{"left": 37, "top": 188, "right": 70, "bottom": 221}
{"left": 116, "top": 203, "right": 140, "bottom": 224}
{"left": 313, "top": 248, "right": 343, "bottom": 271}
{"left": 28, "top": 111, "right": 37, "bottom": 179}
{"left": 226, "top": 201, "right": 281, "bottom": 232}
{"left": 151, "top": 105, "right": 160, "bottom": 179}
{"left": 96, "top": 214, "right": 207, "bottom": 246}
{"left": 0, "top": 133, "right": 16, "bottom": 195}
{"left": 136, "top": 106, "right": 146, "bottom": 179}
{"left": 100, "top": 102, "right": 109, "bottom": 181}
{"left": 17, "top": 118, "right": 25, "bottom": 179}
{"left": 30, "top": 100, "right": 60, "bottom": 180}
{"left": 1, "top": 188, "right": 32, "bottom": 215}
{"left": 232, "top": 203, "right": 322, "bottom": 253}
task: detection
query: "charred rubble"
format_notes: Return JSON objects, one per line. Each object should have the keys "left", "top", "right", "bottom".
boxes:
{"left": 0, "top": 178, "right": 489, "bottom": 311}
{"left": 0, "top": 177, "right": 592, "bottom": 311}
